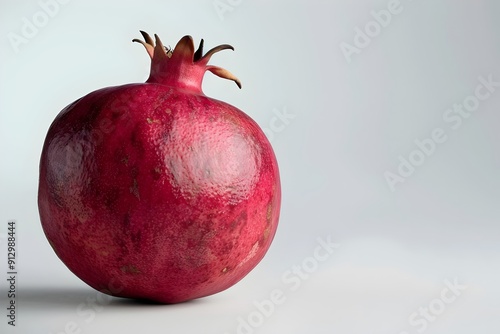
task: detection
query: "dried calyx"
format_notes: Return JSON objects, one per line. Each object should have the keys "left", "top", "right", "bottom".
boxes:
{"left": 133, "top": 31, "right": 241, "bottom": 92}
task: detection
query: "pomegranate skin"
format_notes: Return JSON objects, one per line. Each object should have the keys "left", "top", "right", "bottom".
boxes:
{"left": 38, "top": 33, "right": 280, "bottom": 304}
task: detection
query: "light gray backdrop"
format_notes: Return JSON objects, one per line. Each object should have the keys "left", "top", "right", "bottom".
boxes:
{"left": 1, "top": 0, "right": 499, "bottom": 333}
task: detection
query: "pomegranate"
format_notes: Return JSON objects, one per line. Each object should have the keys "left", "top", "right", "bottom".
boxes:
{"left": 38, "top": 31, "right": 281, "bottom": 303}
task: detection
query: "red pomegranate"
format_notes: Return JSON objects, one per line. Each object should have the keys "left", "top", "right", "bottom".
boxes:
{"left": 38, "top": 31, "right": 281, "bottom": 303}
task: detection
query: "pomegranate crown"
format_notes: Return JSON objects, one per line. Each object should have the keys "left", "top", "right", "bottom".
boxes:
{"left": 133, "top": 31, "right": 241, "bottom": 93}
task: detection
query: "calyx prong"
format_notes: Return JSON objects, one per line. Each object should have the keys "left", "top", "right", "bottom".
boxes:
{"left": 207, "top": 66, "right": 242, "bottom": 89}
{"left": 194, "top": 39, "right": 204, "bottom": 62}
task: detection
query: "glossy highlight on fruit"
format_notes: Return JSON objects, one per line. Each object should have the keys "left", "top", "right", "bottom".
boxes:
{"left": 38, "top": 31, "right": 281, "bottom": 303}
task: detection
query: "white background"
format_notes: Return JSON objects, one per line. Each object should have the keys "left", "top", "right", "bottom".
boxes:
{"left": 1, "top": 0, "right": 499, "bottom": 333}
